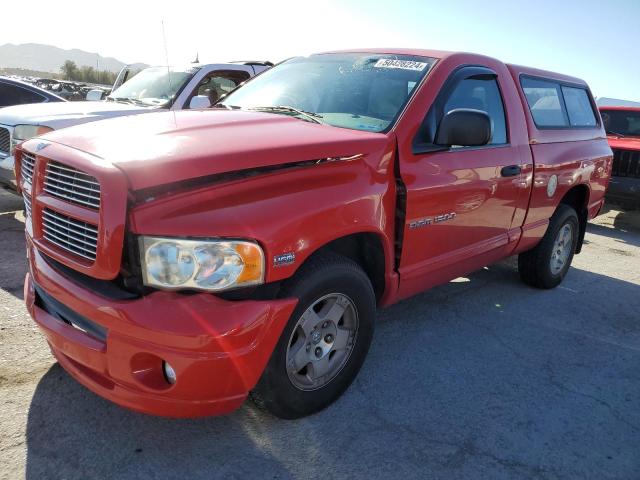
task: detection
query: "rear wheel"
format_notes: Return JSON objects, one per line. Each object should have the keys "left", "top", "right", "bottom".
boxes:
{"left": 251, "top": 254, "right": 375, "bottom": 419}
{"left": 518, "top": 204, "right": 579, "bottom": 289}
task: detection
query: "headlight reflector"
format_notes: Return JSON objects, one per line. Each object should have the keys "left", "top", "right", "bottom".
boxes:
{"left": 12, "top": 125, "right": 54, "bottom": 154}
{"left": 140, "top": 237, "right": 264, "bottom": 291}
{"left": 13, "top": 124, "right": 53, "bottom": 142}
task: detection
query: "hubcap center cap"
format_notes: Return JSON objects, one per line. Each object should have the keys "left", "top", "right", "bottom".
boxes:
{"left": 311, "top": 330, "right": 322, "bottom": 344}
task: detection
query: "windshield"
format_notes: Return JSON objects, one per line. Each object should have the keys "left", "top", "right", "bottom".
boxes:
{"left": 601, "top": 109, "right": 640, "bottom": 137}
{"left": 108, "top": 66, "right": 197, "bottom": 107}
{"left": 220, "top": 53, "right": 436, "bottom": 132}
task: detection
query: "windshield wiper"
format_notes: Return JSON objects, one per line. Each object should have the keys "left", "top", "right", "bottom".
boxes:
{"left": 107, "top": 96, "right": 148, "bottom": 106}
{"left": 249, "top": 106, "right": 325, "bottom": 124}
{"left": 606, "top": 130, "right": 627, "bottom": 138}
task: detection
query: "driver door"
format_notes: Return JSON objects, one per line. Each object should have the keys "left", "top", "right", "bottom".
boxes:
{"left": 397, "top": 66, "right": 525, "bottom": 299}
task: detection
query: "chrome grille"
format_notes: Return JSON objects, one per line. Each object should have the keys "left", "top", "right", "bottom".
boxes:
{"left": 21, "top": 152, "right": 36, "bottom": 185}
{"left": 42, "top": 208, "right": 98, "bottom": 261}
{"left": 611, "top": 149, "right": 640, "bottom": 179}
{"left": 0, "top": 127, "right": 9, "bottom": 156}
{"left": 23, "top": 194, "right": 32, "bottom": 218}
{"left": 44, "top": 161, "right": 101, "bottom": 209}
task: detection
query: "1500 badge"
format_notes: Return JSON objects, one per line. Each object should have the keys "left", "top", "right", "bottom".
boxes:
{"left": 409, "top": 212, "right": 456, "bottom": 229}
{"left": 274, "top": 252, "right": 296, "bottom": 266}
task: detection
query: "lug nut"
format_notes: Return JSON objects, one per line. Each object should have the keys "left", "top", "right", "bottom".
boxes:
{"left": 325, "top": 334, "right": 334, "bottom": 343}
{"left": 322, "top": 321, "right": 329, "bottom": 328}
{"left": 315, "top": 347, "right": 322, "bottom": 358}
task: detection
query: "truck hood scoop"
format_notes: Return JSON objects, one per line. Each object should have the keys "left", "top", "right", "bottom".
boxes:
{"left": 41, "top": 110, "right": 387, "bottom": 190}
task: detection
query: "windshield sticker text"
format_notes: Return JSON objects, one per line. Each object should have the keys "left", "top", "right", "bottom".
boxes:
{"left": 374, "top": 59, "right": 428, "bottom": 71}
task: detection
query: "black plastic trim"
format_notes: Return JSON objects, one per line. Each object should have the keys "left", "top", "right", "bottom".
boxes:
{"left": 501, "top": 165, "right": 522, "bottom": 177}
{"left": 34, "top": 282, "right": 107, "bottom": 342}
{"left": 41, "top": 252, "right": 140, "bottom": 300}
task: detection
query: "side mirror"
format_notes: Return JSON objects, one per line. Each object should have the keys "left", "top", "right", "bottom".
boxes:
{"left": 189, "top": 95, "right": 211, "bottom": 109}
{"left": 86, "top": 89, "right": 104, "bottom": 101}
{"left": 435, "top": 109, "right": 492, "bottom": 147}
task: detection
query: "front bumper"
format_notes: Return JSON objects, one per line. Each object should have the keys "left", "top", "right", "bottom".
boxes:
{"left": 24, "top": 238, "right": 297, "bottom": 417}
{"left": 606, "top": 176, "right": 640, "bottom": 210}
{"left": 0, "top": 154, "right": 17, "bottom": 190}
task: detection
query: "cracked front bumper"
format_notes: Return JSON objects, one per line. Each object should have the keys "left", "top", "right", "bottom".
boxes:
{"left": 24, "top": 237, "right": 297, "bottom": 417}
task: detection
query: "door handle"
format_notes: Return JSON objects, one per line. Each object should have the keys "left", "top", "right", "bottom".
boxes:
{"left": 501, "top": 165, "right": 521, "bottom": 177}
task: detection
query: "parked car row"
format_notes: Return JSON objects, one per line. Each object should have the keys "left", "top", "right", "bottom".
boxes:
{"left": 32, "top": 79, "right": 107, "bottom": 101}
{"left": 0, "top": 76, "right": 66, "bottom": 107}
{"left": 0, "top": 60, "right": 272, "bottom": 188}
{"left": 13, "top": 48, "right": 613, "bottom": 419}
{"left": 2, "top": 75, "right": 112, "bottom": 102}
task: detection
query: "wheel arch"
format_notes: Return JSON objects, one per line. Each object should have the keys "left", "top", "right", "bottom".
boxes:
{"left": 298, "top": 232, "right": 388, "bottom": 303}
{"left": 558, "top": 183, "right": 590, "bottom": 253}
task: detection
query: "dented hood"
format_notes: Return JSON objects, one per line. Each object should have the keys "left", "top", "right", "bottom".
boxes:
{"left": 38, "top": 109, "right": 389, "bottom": 190}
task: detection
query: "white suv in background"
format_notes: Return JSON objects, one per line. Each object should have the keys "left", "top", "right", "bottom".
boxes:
{"left": 0, "top": 61, "right": 271, "bottom": 189}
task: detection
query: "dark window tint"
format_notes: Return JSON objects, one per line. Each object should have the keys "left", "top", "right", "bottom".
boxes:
{"left": 0, "top": 82, "right": 45, "bottom": 107}
{"left": 521, "top": 77, "right": 568, "bottom": 127}
{"left": 562, "top": 86, "right": 596, "bottom": 127}
{"left": 600, "top": 109, "right": 640, "bottom": 137}
{"left": 444, "top": 78, "right": 507, "bottom": 144}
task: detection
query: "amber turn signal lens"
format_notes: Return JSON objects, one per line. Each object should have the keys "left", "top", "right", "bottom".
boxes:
{"left": 235, "top": 243, "right": 264, "bottom": 284}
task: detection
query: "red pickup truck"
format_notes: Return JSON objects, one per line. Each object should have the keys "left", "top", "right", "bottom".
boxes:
{"left": 17, "top": 49, "right": 612, "bottom": 419}
{"left": 599, "top": 106, "right": 640, "bottom": 208}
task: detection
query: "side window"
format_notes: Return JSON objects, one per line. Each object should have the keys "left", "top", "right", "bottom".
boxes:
{"left": 443, "top": 78, "right": 507, "bottom": 145}
{"left": 521, "top": 77, "right": 568, "bottom": 127}
{"left": 188, "top": 70, "right": 251, "bottom": 107}
{"left": 0, "top": 83, "right": 45, "bottom": 107}
{"left": 561, "top": 86, "right": 596, "bottom": 127}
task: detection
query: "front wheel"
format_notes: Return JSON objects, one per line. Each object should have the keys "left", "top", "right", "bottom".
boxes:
{"left": 251, "top": 254, "right": 376, "bottom": 419}
{"left": 518, "top": 204, "right": 579, "bottom": 289}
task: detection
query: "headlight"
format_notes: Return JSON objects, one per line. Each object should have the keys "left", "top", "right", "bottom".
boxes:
{"left": 12, "top": 125, "right": 54, "bottom": 154}
{"left": 139, "top": 237, "right": 265, "bottom": 292}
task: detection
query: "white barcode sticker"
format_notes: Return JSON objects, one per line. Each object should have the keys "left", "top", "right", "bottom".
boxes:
{"left": 374, "top": 59, "right": 428, "bottom": 71}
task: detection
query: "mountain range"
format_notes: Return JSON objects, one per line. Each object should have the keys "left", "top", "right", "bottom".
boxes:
{"left": 0, "top": 43, "right": 148, "bottom": 74}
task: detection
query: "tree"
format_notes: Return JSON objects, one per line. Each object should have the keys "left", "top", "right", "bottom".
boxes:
{"left": 60, "top": 60, "right": 79, "bottom": 81}
{"left": 80, "top": 65, "right": 95, "bottom": 83}
{"left": 58, "top": 60, "right": 117, "bottom": 86}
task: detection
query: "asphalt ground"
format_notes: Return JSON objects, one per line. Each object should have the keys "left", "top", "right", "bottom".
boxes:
{"left": 1, "top": 187, "right": 639, "bottom": 480}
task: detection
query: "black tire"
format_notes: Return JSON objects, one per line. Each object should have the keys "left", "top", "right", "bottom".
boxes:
{"left": 250, "top": 253, "right": 376, "bottom": 419}
{"left": 518, "top": 204, "right": 579, "bottom": 289}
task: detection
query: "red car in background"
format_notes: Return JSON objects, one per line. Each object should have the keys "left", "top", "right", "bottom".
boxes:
{"left": 600, "top": 106, "right": 640, "bottom": 209}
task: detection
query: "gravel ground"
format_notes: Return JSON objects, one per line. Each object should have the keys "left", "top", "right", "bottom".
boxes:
{"left": 0, "top": 187, "right": 639, "bottom": 480}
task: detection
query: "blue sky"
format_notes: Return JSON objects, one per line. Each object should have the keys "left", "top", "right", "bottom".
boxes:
{"left": 347, "top": 0, "right": 639, "bottom": 102}
{"left": 3, "top": 0, "right": 639, "bottom": 101}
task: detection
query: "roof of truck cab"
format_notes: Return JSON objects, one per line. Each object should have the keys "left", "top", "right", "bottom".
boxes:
{"left": 316, "top": 49, "right": 590, "bottom": 87}
{"left": 506, "top": 64, "right": 588, "bottom": 87}
{"left": 317, "top": 48, "right": 455, "bottom": 59}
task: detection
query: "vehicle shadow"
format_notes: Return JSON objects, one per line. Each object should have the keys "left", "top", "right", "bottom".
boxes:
{"left": 0, "top": 190, "right": 27, "bottom": 299}
{"left": 25, "top": 260, "right": 640, "bottom": 479}
{"left": 586, "top": 219, "right": 640, "bottom": 248}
